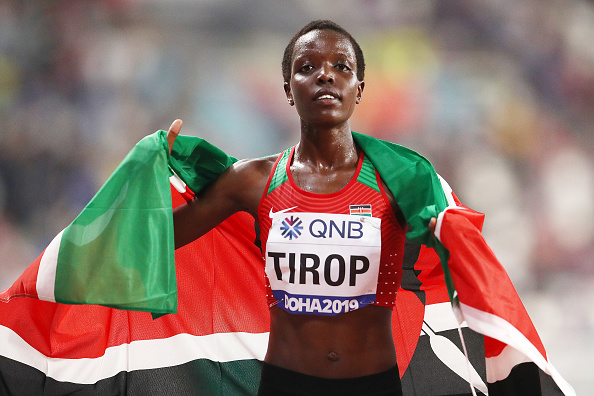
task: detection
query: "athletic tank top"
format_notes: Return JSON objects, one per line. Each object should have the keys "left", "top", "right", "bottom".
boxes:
{"left": 257, "top": 146, "right": 406, "bottom": 316}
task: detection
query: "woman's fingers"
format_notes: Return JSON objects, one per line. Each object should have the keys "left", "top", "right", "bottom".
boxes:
{"left": 167, "top": 119, "right": 183, "bottom": 154}
{"left": 429, "top": 217, "right": 437, "bottom": 236}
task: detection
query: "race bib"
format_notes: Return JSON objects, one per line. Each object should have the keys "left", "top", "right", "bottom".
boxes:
{"left": 266, "top": 211, "right": 381, "bottom": 315}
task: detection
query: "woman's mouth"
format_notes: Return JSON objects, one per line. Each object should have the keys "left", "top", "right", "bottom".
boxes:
{"left": 314, "top": 93, "right": 340, "bottom": 102}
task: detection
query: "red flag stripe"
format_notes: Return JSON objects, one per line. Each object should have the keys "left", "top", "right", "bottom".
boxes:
{"left": 0, "top": 253, "right": 42, "bottom": 301}
{"left": 435, "top": 205, "right": 576, "bottom": 395}
{"left": 438, "top": 208, "right": 545, "bottom": 354}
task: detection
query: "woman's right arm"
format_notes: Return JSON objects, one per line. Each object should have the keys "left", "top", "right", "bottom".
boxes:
{"left": 166, "top": 120, "right": 273, "bottom": 249}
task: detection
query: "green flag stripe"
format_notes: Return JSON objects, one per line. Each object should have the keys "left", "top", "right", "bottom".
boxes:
{"left": 168, "top": 134, "right": 238, "bottom": 194}
{"left": 53, "top": 132, "right": 177, "bottom": 313}
{"left": 352, "top": 132, "right": 448, "bottom": 244}
{"left": 351, "top": 132, "right": 457, "bottom": 300}
{"left": 0, "top": 355, "right": 263, "bottom": 396}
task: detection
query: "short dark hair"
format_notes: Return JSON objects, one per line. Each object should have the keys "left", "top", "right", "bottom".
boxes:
{"left": 282, "top": 20, "right": 365, "bottom": 84}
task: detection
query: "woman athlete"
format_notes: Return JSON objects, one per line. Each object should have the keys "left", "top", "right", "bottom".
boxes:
{"left": 167, "top": 20, "right": 435, "bottom": 396}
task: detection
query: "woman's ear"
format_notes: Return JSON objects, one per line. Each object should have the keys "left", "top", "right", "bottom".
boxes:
{"left": 284, "top": 82, "right": 294, "bottom": 106}
{"left": 356, "top": 81, "right": 365, "bottom": 104}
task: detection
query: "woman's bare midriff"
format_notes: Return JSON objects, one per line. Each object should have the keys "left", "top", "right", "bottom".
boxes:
{"left": 265, "top": 304, "right": 396, "bottom": 379}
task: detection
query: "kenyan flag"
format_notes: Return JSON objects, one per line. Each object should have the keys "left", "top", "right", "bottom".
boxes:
{"left": 0, "top": 131, "right": 574, "bottom": 395}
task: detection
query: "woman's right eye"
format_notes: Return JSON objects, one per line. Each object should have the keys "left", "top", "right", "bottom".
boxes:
{"left": 299, "top": 65, "right": 313, "bottom": 73}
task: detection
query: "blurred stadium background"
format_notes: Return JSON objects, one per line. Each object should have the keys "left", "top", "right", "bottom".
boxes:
{"left": 0, "top": 0, "right": 592, "bottom": 393}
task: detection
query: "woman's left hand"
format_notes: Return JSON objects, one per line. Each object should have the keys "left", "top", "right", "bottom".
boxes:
{"left": 166, "top": 119, "right": 183, "bottom": 154}
{"left": 429, "top": 217, "right": 437, "bottom": 237}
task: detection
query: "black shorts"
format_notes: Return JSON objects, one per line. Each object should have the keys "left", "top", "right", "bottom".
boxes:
{"left": 257, "top": 363, "right": 403, "bottom": 396}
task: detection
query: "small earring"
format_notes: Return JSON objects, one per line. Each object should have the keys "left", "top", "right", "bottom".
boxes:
{"left": 288, "top": 98, "right": 294, "bottom": 106}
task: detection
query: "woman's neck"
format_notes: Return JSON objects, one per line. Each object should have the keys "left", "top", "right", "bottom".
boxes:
{"left": 295, "top": 122, "right": 358, "bottom": 170}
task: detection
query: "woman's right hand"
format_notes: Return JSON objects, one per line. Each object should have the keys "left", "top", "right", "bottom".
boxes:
{"left": 167, "top": 119, "right": 183, "bottom": 154}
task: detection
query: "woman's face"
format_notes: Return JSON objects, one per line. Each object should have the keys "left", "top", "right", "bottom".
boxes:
{"left": 285, "top": 29, "right": 364, "bottom": 129}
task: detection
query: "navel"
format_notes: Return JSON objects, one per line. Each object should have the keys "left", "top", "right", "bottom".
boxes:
{"left": 327, "top": 351, "right": 339, "bottom": 362}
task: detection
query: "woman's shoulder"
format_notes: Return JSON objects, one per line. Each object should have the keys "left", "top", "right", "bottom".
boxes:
{"left": 218, "top": 154, "right": 280, "bottom": 197}
{"left": 215, "top": 154, "right": 281, "bottom": 215}
{"left": 231, "top": 153, "right": 278, "bottom": 178}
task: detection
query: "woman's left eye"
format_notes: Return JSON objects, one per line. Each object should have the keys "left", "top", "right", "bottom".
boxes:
{"left": 336, "top": 63, "right": 351, "bottom": 71}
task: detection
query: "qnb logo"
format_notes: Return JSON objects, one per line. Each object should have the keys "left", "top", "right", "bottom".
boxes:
{"left": 280, "top": 216, "right": 303, "bottom": 240}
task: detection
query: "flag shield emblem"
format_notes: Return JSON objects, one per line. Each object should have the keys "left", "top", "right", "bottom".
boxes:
{"left": 349, "top": 204, "right": 372, "bottom": 217}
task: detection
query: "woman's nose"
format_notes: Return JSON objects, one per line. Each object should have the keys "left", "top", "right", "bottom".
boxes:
{"left": 317, "top": 64, "right": 334, "bottom": 84}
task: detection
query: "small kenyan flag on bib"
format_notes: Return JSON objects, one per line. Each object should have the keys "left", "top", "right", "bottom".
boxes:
{"left": 350, "top": 204, "right": 372, "bottom": 217}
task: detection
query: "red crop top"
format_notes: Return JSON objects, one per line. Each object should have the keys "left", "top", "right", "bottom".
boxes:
{"left": 257, "top": 146, "right": 406, "bottom": 315}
